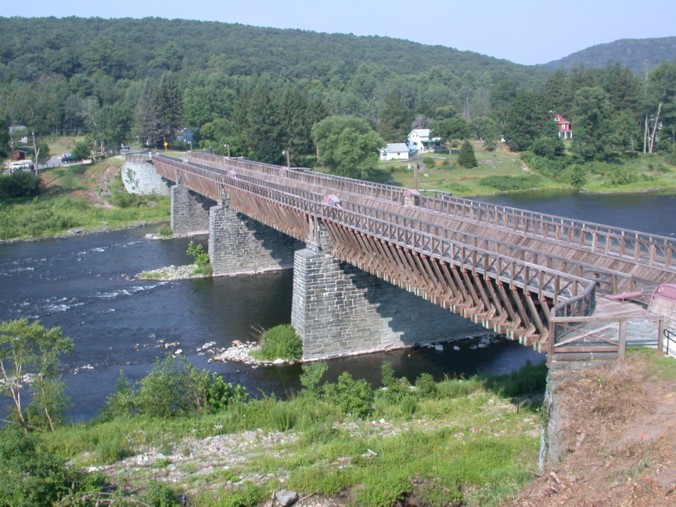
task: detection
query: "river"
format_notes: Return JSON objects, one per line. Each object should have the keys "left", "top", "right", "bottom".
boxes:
{"left": 0, "top": 191, "right": 672, "bottom": 422}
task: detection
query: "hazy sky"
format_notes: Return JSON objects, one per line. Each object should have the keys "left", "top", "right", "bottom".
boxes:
{"left": 3, "top": 0, "right": 675, "bottom": 65}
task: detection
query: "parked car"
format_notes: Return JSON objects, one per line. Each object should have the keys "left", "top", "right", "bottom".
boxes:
{"left": 61, "top": 153, "right": 77, "bottom": 163}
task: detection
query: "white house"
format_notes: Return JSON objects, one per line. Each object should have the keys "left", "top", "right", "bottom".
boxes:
{"left": 407, "top": 129, "right": 440, "bottom": 152}
{"left": 380, "top": 143, "right": 410, "bottom": 161}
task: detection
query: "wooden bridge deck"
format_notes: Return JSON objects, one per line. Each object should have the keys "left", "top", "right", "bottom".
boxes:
{"left": 145, "top": 152, "right": 676, "bottom": 360}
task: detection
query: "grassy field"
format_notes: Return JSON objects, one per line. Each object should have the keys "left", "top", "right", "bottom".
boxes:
{"left": 38, "top": 363, "right": 546, "bottom": 506}
{"left": 0, "top": 157, "right": 169, "bottom": 241}
{"left": 375, "top": 143, "right": 676, "bottom": 196}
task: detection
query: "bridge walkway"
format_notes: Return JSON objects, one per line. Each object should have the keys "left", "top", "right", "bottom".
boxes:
{"left": 182, "top": 152, "right": 672, "bottom": 298}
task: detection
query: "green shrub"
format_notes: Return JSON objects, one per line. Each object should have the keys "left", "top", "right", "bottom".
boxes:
{"left": 157, "top": 224, "right": 173, "bottom": 237}
{"left": 457, "top": 140, "right": 477, "bottom": 168}
{"left": 187, "top": 240, "right": 211, "bottom": 275}
{"left": 112, "top": 355, "right": 249, "bottom": 418}
{"left": 608, "top": 167, "right": 638, "bottom": 186}
{"left": 322, "top": 371, "right": 374, "bottom": 418}
{"left": 379, "top": 362, "right": 412, "bottom": 403}
{"left": 299, "top": 361, "right": 328, "bottom": 396}
{"left": 0, "top": 428, "right": 105, "bottom": 506}
{"left": 142, "top": 480, "right": 182, "bottom": 507}
{"left": 101, "top": 371, "right": 138, "bottom": 420}
{"left": 95, "top": 432, "right": 133, "bottom": 464}
{"left": 478, "top": 175, "right": 542, "bottom": 192}
{"left": 0, "top": 171, "right": 41, "bottom": 200}
{"left": 415, "top": 373, "right": 438, "bottom": 398}
{"left": 484, "top": 361, "right": 547, "bottom": 398}
{"left": 253, "top": 324, "right": 303, "bottom": 361}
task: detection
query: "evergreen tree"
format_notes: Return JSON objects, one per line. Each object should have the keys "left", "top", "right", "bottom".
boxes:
{"left": 457, "top": 140, "right": 478, "bottom": 168}
{"left": 378, "top": 93, "right": 411, "bottom": 142}
{"left": 237, "top": 80, "right": 283, "bottom": 164}
{"left": 136, "top": 79, "right": 162, "bottom": 148}
{"left": 156, "top": 72, "right": 183, "bottom": 143}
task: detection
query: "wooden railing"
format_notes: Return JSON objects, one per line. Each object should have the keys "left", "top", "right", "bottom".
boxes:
{"left": 156, "top": 153, "right": 594, "bottom": 305}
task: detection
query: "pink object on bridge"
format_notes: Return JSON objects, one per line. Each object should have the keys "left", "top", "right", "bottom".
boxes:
{"left": 607, "top": 290, "right": 644, "bottom": 301}
{"left": 652, "top": 284, "right": 676, "bottom": 302}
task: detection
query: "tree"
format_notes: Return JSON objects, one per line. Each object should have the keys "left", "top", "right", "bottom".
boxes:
{"left": 278, "top": 87, "right": 316, "bottom": 166}
{"left": 643, "top": 62, "right": 676, "bottom": 153}
{"left": 236, "top": 80, "right": 283, "bottom": 164}
{"left": 156, "top": 71, "right": 183, "bottom": 144}
{"left": 457, "top": 140, "right": 478, "bottom": 168}
{"left": 470, "top": 116, "right": 501, "bottom": 151}
{"left": 431, "top": 116, "right": 470, "bottom": 150}
{"left": 0, "top": 319, "right": 73, "bottom": 432}
{"left": 311, "top": 115, "right": 384, "bottom": 178}
{"left": 136, "top": 79, "right": 162, "bottom": 148}
{"left": 378, "top": 93, "right": 411, "bottom": 142}
{"left": 504, "top": 91, "right": 551, "bottom": 152}
{"left": 571, "top": 86, "right": 616, "bottom": 161}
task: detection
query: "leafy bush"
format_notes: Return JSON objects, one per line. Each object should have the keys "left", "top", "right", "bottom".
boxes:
{"left": 253, "top": 324, "right": 303, "bottom": 361}
{"left": 415, "top": 372, "right": 438, "bottom": 398}
{"left": 478, "top": 175, "right": 542, "bottom": 192}
{"left": 0, "top": 171, "right": 41, "bottom": 200}
{"left": 103, "top": 356, "right": 249, "bottom": 419}
{"left": 142, "top": 480, "right": 182, "bottom": 507}
{"left": 187, "top": 240, "right": 211, "bottom": 275}
{"left": 483, "top": 361, "right": 547, "bottom": 398}
{"left": 0, "top": 428, "right": 105, "bottom": 506}
{"left": 157, "top": 224, "right": 173, "bottom": 237}
{"left": 380, "top": 362, "right": 412, "bottom": 403}
{"left": 608, "top": 167, "right": 638, "bottom": 186}
{"left": 322, "top": 371, "right": 374, "bottom": 418}
{"left": 567, "top": 164, "right": 588, "bottom": 190}
{"left": 299, "top": 361, "right": 328, "bottom": 396}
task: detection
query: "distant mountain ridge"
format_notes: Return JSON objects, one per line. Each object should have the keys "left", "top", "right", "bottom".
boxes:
{"left": 542, "top": 37, "right": 676, "bottom": 74}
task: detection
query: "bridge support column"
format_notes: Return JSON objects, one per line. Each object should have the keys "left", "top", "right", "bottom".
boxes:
{"left": 208, "top": 198, "right": 302, "bottom": 276}
{"left": 170, "top": 184, "right": 212, "bottom": 235}
{"left": 291, "top": 248, "right": 478, "bottom": 360}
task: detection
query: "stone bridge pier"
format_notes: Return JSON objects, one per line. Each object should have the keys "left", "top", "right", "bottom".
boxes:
{"left": 291, "top": 221, "right": 480, "bottom": 360}
{"left": 171, "top": 187, "right": 477, "bottom": 360}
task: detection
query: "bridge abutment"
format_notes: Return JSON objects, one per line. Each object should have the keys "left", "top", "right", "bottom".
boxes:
{"left": 170, "top": 184, "right": 213, "bottom": 235}
{"left": 291, "top": 248, "right": 476, "bottom": 360}
{"left": 208, "top": 199, "right": 302, "bottom": 276}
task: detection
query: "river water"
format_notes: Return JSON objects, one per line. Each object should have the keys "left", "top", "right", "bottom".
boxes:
{"left": 0, "top": 191, "right": 672, "bottom": 422}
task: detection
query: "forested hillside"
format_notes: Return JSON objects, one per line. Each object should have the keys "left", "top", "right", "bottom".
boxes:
{"left": 0, "top": 17, "right": 674, "bottom": 175}
{"left": 542, "top": 37, "right": 676, "bottom": 74}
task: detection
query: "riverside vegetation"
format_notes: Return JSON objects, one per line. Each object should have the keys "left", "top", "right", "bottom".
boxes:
{"left": 0, "top": 318, "right": 548, "bottom": 506}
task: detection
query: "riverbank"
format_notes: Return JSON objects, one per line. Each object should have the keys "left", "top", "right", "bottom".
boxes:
{"left": 1, "top": 152, "right": 674, "bottom": 242}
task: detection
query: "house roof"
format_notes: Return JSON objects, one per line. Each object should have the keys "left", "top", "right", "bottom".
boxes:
{"left": 385, "top": 143, "right": 409, "bottom": 152}
{"left": 408, "top": 129, "right": 430, "bottom": 139}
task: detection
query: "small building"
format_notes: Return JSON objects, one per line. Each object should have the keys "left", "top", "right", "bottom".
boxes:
{"left": 10, "top": 150, "right": 28, "bottom": 161}
{"left": 554, "top": 114, "right": 573, "bottom": 140}
{"left": 407, "top": 129, "right": 441, "bottom": 152}
{"left": 380, "top": 143, "right": 410, "bottom": 161}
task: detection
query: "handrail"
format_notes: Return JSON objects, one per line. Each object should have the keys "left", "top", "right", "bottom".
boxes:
{"left": 548, "top": 281, "right": 598, "bottom": 365}
{"left": 171, "top": 152, "right": 676, "bottom": 270}
{"left": 665, "top": 329, "right": 676, "bottom": 357}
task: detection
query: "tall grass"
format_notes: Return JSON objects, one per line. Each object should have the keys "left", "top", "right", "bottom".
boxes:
{"left": 40, "top": 359, "right": 546, "bottom": 506}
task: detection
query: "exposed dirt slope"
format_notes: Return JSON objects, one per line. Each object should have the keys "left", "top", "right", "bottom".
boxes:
{"left": 510, "top": 351, "right": 675, "bottom": 507}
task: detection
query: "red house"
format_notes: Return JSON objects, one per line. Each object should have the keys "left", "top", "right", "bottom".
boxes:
{"left": 553, "top": 114, "right": 573, "bottom": 140}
